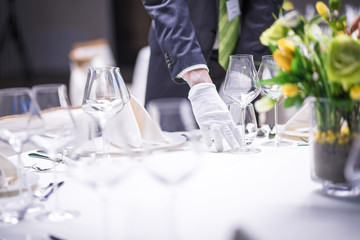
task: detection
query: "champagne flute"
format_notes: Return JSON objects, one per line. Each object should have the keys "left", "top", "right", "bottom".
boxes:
{"left": 223, "top": 54, "right": 261, "bottom": 154}
{"left": 0, "top": 88, "right": 43, "bottom": 223}
{"left": 31, "top": 83, "right": 79, "bottom": 222}
{"left": 82, "top": 66, "right": 130, "bottom": 161}
{"left": 258, "top": 55, "right": 292, "bottom": 147}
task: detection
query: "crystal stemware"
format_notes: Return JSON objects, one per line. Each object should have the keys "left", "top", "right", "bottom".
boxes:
{"left": 0, "top": 88, "right": 43, "bottom": 223}
{"left": 258, "top": 55, "right": 292, "bottom": 147}
{"left": 223, "top": 54, "right": 261, "bottom": 154}
{"left": 82, "top": 66, "right": 130, "bottom": 161}
{"left": 64, "top": 114, "right": 134, "bottom": 239}
{"left": 142, "top": 98, "right": 202, "bottom": 240}
{"left": 228, "top": 103, "right": 258, "bottom": 146}
{"left": 31, "top": 83, "right": 79, "bottom": 222}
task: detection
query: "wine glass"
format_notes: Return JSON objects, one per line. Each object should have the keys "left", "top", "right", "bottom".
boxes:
{"left": 63, "top": 114, "right": 134, "bottom": 239}
{"left": 31, "top": 83, "right": 79, "bottom": 222}
{"left": 223, "top": 54, "right": 261, "bottom": 154}
{"left": 258, "top": 55, "right": 292, "bottom": 147}
{"left": 228, "top": 103, "right": 258, "bottom": 146}
{"left": 142, "top": 98, "right": 202, "bottom": 240}
{"left": 0, "top": 88, "right": 43, "bottom": 223}
{"left": 82, "top": 66, "right": 130, "bottom": 161}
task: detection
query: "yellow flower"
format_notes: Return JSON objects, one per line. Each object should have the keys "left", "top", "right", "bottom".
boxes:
{"left": 281, "top": 83, "right": 299, "bottom": 97}
{"left": 350, "top": 85, "right": 360, "bottom": 100}
{"left": 278, "top": 38, "right": 295, "bottom": 55}
{"left": 273, "top": 49, "right": 293, "bottom": 72}
{"left": 282, "top": 1, "right": 294, "bottom": 11}
{"left": 316, "top": 1, "right": 330, "bottom": 21}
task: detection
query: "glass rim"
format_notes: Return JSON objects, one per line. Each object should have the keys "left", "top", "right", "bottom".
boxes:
{"left": 88, "top": 66, "right": 120, "bottom": 71}
{"left": 229, "top": 54, "right": 254, "bottom": 59}
{"left": 32, "top": 83, "right": 66, "bottom": 90}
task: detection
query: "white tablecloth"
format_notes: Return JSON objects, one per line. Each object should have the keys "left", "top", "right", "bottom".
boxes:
{"left": 1, "top": 134, "right": 360, "bottom": 240}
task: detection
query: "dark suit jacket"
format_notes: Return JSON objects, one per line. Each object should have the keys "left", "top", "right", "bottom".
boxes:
{"left": 142, "top": 0, "right": 283, "bottom": 105}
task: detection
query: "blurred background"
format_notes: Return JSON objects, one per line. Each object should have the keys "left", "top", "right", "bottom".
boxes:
{"left": 0, "top": 0, "right": 359, "bottom": 91}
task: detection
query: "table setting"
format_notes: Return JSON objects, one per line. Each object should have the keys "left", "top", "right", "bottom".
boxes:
{"left": 1, "top": 1, "right": 360, "bottom": 239}
{"left": 0, "top": 73, "right": 360, "bottom": 240}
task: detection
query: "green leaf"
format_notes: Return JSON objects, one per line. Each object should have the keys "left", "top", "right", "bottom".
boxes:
{"left": 291, "top": 55, "right": 305, "bottom": 74}
{"left": 291, "top": 18, "right": 305, "bottom": 36}
{"left": 283, "top": 95, "right": 304, "bottom": 108}
{"left": 309, "top": 15, "right": 323, "bottom": 25}
{"left": 269, "top": 44, "right": 277, "bottom": 53}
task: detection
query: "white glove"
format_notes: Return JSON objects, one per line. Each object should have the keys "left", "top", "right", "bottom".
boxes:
{"left": 188, "top": 83, "right": 242, "bottom": 152}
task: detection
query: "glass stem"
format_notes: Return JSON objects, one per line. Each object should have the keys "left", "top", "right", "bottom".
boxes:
{"left": 274, "top": 101, "right": 280, "bottom": 145}
{"left": 16, "top": 151, "right": 24, "bottom": 196}
{"left": 102, "top": 129, "right": 110, "bottom": 163}
{"left": 240, "top": 106, "right": 246, "bottom": 149}
{"left": 98, "top": 189, "right": 110, "bottom": 240}
{"left": 99, "top": 121, "right": 110, "bottom": 163}
{"left": 167, "top": 184, "right": 179, "bottom": 240}
{"left": 51, "top": 154, "right": 61, "bottom": 213}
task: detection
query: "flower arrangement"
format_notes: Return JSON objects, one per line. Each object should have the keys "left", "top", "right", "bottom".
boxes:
{"left": 256, "top": 0, "right": 360, "bottom": 189}
{"left": 257, "top": 0, "right": 360, "bottom": 141}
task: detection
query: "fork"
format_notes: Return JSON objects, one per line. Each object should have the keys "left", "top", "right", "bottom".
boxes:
{"left": 33, "top": 181, "right": 64, "bottom": 201}
{"left": 24, "top": 164, "right": 53, "bottom": 172}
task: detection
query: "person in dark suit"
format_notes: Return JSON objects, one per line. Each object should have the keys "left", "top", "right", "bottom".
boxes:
{"left": 142, "top": 0, "right": 283, "bottom": 152}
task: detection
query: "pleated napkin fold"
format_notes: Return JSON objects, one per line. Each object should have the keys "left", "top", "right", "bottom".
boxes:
{"left": 105, "top": 95, "right": 169, "bottom": 149}
{"left": 281, "top": 102, "right": 310, "bottom": 141}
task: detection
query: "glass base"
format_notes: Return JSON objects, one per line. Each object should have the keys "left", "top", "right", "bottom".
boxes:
{"left": 322, "top": 182, "right": 360, "bottom": 198}
{"left": 262, "top": 140, "right": 293, "bottom": 147}
{"left": 229, "top": 147, "right": 261, "bottom": 155}
{"left": 26, "top": 203, "right": 45, "bottom": 214}
{"left": 36, "top": 209, "right": 79, "bottom": 222}
{"left": 0, "top": 211, "right": 26, "bottom": 224}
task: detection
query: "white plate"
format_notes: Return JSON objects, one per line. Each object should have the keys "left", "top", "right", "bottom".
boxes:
{"left": 282, "top": 129, "right": 308, "bottom": 138}
{"left": 110, "top": 132, "right": 187, "bottom": 153}
{"left": 0, "top": 172, "right": 39, "bottom": 197}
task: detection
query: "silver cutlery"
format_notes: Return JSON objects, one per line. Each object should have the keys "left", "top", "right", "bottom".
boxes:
{"left": 28, "top": 152, "right": 63, "bottom": 162}
{"left": 33, "top": 181, "right": 64, "bottom": 201}
{"left": 25, "top": 164, "right": 53, "bottom": 172}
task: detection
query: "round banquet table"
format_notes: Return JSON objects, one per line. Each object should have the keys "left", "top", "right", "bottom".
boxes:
{"left": 1, "top": 132, "right": 360, "bottom": 240}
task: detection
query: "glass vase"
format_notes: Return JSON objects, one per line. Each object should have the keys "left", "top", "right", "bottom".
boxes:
{"left": 309, "top": 97, "right": 360, "bottom": 197}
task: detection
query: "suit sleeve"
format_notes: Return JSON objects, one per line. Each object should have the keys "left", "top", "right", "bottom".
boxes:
{"left": 142, "top": 0, "right": 207, "bottom": 80}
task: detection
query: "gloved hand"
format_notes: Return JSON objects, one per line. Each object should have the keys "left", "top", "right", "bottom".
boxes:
{"left": 188, "top": 83, "right": 242, "bottom": 152}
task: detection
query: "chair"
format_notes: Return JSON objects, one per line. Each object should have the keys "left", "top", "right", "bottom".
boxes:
{"left": 147, "top": 98, "right": 197, "bottom": 132}
{"left": 68, "top": 39, "right": 116, "bottom": 106}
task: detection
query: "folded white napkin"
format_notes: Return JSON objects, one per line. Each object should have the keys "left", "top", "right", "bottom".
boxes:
{"left": 0, "top": 95, "right": 168, "bottom": 154}
{"left": 281, "top": 102, "right": 309, "bottom": 141}
{"left": 105, "top": 95, "right": 169, "bottom": 149}
{"left": 40, "top": 95, "right": 169, "bottom": 149}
